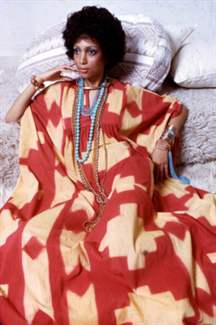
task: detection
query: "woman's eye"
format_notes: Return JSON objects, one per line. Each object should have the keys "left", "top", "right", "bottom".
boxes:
{"left": 88, "top": 49, "right": 97, "bottom": 56}
{"left": 73, "top": 48, "right": 79, "bottom": 55}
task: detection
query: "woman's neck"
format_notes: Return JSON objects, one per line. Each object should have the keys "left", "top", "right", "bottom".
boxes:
{"left": 84, "top": 75, "right": 105, "bottom": 89}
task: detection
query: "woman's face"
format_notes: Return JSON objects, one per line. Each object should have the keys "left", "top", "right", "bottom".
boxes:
{"left": 73, "top": 36, "right": 106, "bottom": 85}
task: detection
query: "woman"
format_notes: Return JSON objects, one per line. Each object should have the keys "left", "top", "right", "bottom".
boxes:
{"left": 2, "top": 6, "right": 216, "bottom": 325}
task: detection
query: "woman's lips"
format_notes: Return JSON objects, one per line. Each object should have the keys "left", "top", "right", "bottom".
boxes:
{"left": 79, "top": 69, "right": 88, "bottom": 73}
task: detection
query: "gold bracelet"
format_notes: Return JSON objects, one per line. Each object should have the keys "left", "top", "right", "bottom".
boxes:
{"left": 30, "top": 75, "right": 45, "bottom": 90}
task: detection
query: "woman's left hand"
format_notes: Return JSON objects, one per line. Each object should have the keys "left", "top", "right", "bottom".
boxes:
{"left": 151, "top": 139, "right": 170, "bottom": 183}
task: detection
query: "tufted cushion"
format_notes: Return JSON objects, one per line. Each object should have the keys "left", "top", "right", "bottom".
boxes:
{"left": 171, "top": 40, "right": 216, "bottom": 88}
{"left": 15, "top": 16, "right": 172, "bottom": 93}
{"left": 118, "top": 14, "right": 195, "bottom": 56}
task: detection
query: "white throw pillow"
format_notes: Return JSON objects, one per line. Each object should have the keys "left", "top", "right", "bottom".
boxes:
{"left": 171, "top": 41, "right": 216, "bottom": 88}
{"left": 118, "top": 14, "right": 195, "bottom": 55}
{"left": 162, "top": 24, "right": 194, "bottom": 55}
{"left": 15, "top": 16, "right": 172, "bottom": 93}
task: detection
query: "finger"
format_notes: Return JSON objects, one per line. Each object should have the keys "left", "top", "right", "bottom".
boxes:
{"left": 153, "top": 164, "right": 157, "bottom": 183}
{"left": 156, "top": 164, "right": 161, "bottom": 183}
{"left": 160, "top": 164, "right": 167, "bottom": 183}
{"left": 60, "top": 77, "right": 73, "bottom": 81}
{"left": 164, "top": 164, "right": 169, "bottom": 179}
{"left": 64, "top": 67, "right": 79, "bottom": 72}
{"left": 59, "top": 64, "right": 75, "bottom": 70}
{"left": 71, "top": 65, "right": 79, "bottom": 72}
{"left": 154, "top": 164, "right": 160, "bottom": 184}
{"left": 60, "top": 66, "right": 73, "bottom": 71}
{"left": 65, "top": 63, "right": 79, "bottom": 71}
{"left": 61, "top": 63, "right": 75, "bottom": 68}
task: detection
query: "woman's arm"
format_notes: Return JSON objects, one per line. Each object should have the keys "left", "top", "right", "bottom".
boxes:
{"left": 166, "top": 104, "right": 188, "bottom": 137}
{"left": 151, "top": 105, "right": 188, "bottom": 182}
{"left": 5, "top": 64, "right": 78, "bottom": 123}
{"left": 4, "top": 82, "right": 40, "bottom": 123}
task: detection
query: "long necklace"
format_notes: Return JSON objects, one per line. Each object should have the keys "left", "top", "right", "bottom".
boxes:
{"left": 72, "top": 78, "right": 108, "bottom": 232}
{"left": 81, "top": 90, "right": 100, "bottom": 117}
{"left": 75, "top": 78, "right": 107, "bottom": 163}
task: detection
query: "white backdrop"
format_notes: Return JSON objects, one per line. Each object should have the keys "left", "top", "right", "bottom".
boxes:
{"left": 0, "top": 0, "right": 215, "bottom": 58}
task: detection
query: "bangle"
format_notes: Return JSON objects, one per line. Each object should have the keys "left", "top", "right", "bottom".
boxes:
{"left": 161, "top": 125, "right": 176, "bottom": 146}
{"left": 30, "top": 75, "right": 45, "bottom": 90}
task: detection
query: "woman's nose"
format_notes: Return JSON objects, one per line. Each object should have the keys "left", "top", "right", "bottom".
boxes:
{"left": 80, "top": 51, "right": 87, "bottom": 65}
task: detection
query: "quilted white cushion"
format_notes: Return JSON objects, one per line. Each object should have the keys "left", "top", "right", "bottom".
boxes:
{"left": 15, "top": 16, "right": 172, "bottom": 92}
{"left": 171, "top": 40, "right": 216, "bottom": 88}
{"left": 118, "top": 14, "right": 195, "bottom": 55}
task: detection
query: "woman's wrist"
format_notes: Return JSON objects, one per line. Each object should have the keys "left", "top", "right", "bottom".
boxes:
{"left": 155, "top": 138, "right": 171, "bottom": 151}
{"left": 159, "top": 125, "right": 177, "bottom": 148}
{"left": 30, "top": 75, "right": 45, "bottom": 90}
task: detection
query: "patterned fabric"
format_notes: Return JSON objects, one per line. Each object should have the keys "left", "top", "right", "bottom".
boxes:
{"left": 0, "top": 78, "right": 216, "bottom": 325}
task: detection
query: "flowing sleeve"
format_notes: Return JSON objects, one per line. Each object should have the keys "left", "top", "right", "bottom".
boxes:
{"left": 119, "top": 83, "right": 183, "bottom": 155}
{"left": 2, "top": 82, "right": 67, "bottom": 218}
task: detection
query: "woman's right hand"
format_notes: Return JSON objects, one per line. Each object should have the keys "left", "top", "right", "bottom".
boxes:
{"left": 151, "top": 139, "right": 170, "bottom": 183}
{"left": 36, "top": 63, "right": 79, "bottom": 83}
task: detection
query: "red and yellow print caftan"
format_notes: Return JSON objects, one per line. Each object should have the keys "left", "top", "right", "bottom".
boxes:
{"left": 0, "top": 78, "right": 216, "bottom": 325}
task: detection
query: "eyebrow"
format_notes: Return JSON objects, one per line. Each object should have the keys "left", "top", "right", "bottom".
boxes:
{"left": 73, "top": 45, "right": 98, "bottom": 49}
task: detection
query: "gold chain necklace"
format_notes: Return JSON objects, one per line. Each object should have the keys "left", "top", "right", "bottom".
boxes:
{"left": 72, "top": 85, "right": 108, "bottom": 232}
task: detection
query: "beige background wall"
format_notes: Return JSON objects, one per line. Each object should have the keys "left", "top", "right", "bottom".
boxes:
{"left": 0, "top": 0, "right": 215, "bottom": 58}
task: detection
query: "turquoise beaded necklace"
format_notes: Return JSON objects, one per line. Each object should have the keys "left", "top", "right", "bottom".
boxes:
{"left": 75, "top": 77, "right": 107, "bottom": 164}
{"left": 81, "top": 88, "right": 100, "bottom": 117}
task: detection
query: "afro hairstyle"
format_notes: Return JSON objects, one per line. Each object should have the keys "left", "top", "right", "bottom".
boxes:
{"left": 62, "top": 6, "right": 126, "bottom": 71}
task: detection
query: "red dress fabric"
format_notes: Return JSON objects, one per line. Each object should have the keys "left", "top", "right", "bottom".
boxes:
{"left": 0, "top": 78, "right": 216, "bottom": 325}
